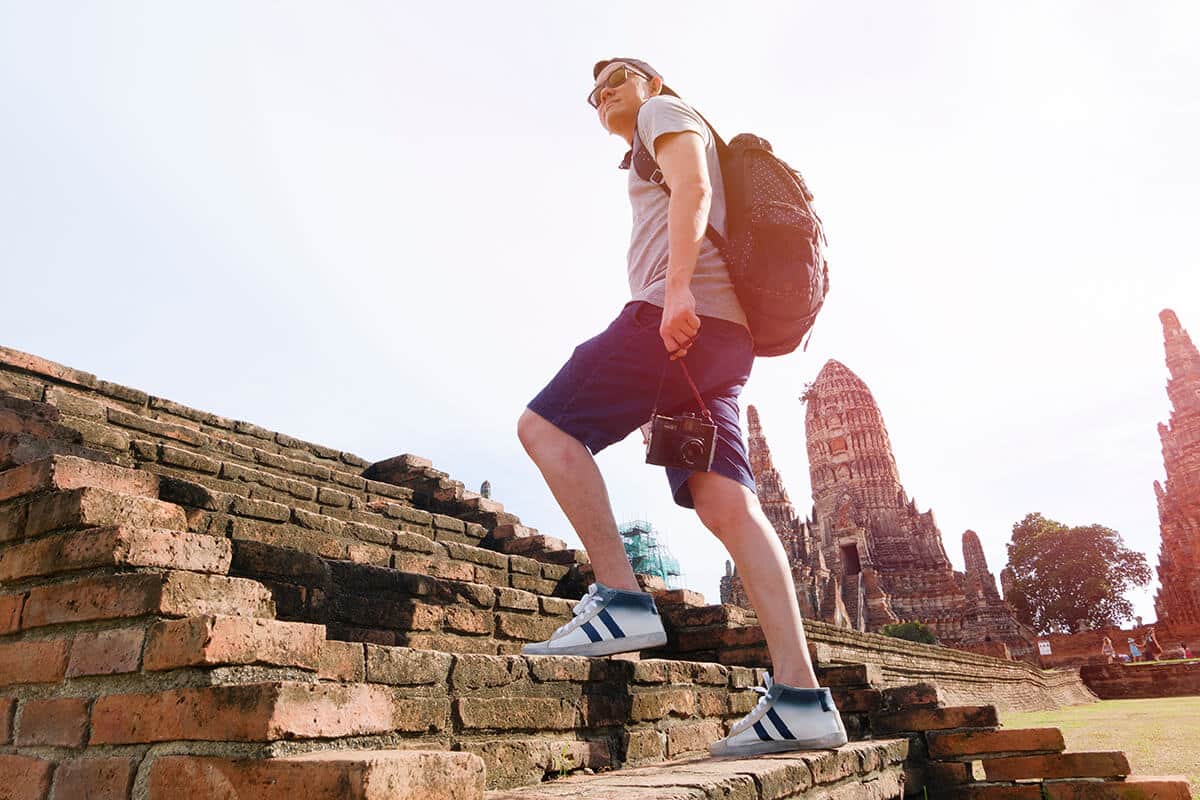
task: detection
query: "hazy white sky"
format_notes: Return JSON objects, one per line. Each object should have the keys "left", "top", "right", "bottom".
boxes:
{"left": 3, "top": 2, "right": 1197, "bottom": 623}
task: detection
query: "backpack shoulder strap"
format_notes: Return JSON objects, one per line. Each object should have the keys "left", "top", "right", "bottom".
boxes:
{"left": 630, "top": 102, "right": 729, "bottom": 253}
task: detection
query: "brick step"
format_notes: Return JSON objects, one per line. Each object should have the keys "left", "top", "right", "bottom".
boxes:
{"left": 0, "top": 485, "right": 187, "bottom": 545}
{"left": 926, "top": 726, "right": 1065, "bottom": 760}
{"left": 485, "top": 740, "right": 909, "bottom": 800}
{"left": 0, "top": 525, "right": 232, "bottom": 583}
{"left": 146, "top": 750, "right": 486, "bottom": 800}
{"left": 0, "top": 455, "right": 158, "bottom": 504}
{"left": 0, "top": 568, "right": 275, "bottom": 635}
{"left": 982, "top": 750, "right": 1130, "bottom": 780}
{"left": 230, "top": 538, "right": 582, "bottom": 655}
{"left": 949, "top": 777, "right": 1193, "bottom": 800}
{"left": 220, "top": 506, "right": 580, "bottom": 599}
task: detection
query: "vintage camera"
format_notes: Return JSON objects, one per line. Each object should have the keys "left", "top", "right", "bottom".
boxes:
{"left": 645, "top": 412, "right": 717, "bottom": 471}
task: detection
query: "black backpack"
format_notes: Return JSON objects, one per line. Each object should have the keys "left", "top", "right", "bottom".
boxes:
{"left": 631, "top": 105, "right": 829, "bottom": 357}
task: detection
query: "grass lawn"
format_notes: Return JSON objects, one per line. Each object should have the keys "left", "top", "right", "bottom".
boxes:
{"left": 1003, "top": 696, "right": 1200, "bottom": 793}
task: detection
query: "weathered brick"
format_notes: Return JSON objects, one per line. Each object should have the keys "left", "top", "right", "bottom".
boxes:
{"left": 1043, "top": 778, "right": 1193, "bottom": 800}
{"left": 393, "top": 529, "right": 440, "bottom": 554}
{"left": 158, "top": 444, "right": 220, "bottom": 475}
{"left": 365, "top": 645, "right": 452, "bottom": 686}
{"left": 0, "top": 526, "right": 232, "bottom": 582}
{"left": 983, "top": 751, "right": 1130, "bottom": 780}
{"left": 22, "top": 488, "right": 185, "bottom": 540}
{"left": 107, "top": 408, "right": 209, "bottom": 447}
{"left": 880, "top": 682, "right": 940, "bottom": 711}
{"left": 230, "top": 495, "right": 291, "bottom": 522}
{"left": 0, "top": 456, "right": 158, "bottom": 504}
{"left": 831, "top": 687, "right": 882, "bottom": 714}
{"left": 496, "top": 588, "right": 539, "bottom": 611}
{"left": 0, "top": 697, "right": 14, "bottom": 744}
{"left": 147, "top": 750, "right": 484, "bottom": 800}
{"left": 0, "top": 639, "right": 70, "bottom": 686}
{"left": 50, "top": 756, "right": 137, "bottom": 800}
{"left": 91, "top": 682, "right": 446, "bottom": 743}
{"left": 926, "top": 726, "right": 1065, "bottom": 759}
{"left": 509, "top": 574, "right": 558, "bottom": 595}
{"left": 525, "top": 655, "right": 593, "bottom": 683}
{"left": 317, "top": 487, "right": 352, "bottom": 507}
{"left": 816, "top": 663, "right": 881, "bottom": 686}
{"left": 403, "top": 632, "right": 497, "bottom": 655}
{"left": 0, "top": 593, "right": 23, "bottom": 635}
{"left": 67, "top": 627, "right": 145, "bottom": 677}
{"left": 495, "top": 612, "right": 559, "bottom": 642}
{"left": 622, "top": 728, "right": 666, "bottom": 764}
{"left": 444, "top": 605, "right": 494, "bottom": 635}
{"left": 317, "top": 640, "right": 365, "bottom": 681}
{"left": 666, "top": 719, "right": 723, "bottom": 757}
{"left": 872, "top": 704, "right": 998, "bottom": 734}
{"left": 21, "top": 571, "right": 275, "bottom": 629}
{"left": 59, "top": 415, "right": 130, "bottom": 451}
{"left": 451, "top": 654, "right": 527, "bottom": 691}
{"left": 630, "top": 688, "right": 695, "bottom": 721}
{"left": 0, "top": 754, "right": 54, "bottom": 800}
{"left": 292, "top": 507, "right": 345, "bottom": 536}
{"left": 144, "top": 615, "right": 323, "bottom": 672}
{"left": 456, "top": 697, "right": 576, "bottom": 731}
{"left": 16, "top": 697, "right": 89, "bottom": 747}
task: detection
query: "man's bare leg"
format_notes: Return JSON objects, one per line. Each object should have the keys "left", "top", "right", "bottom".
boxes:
{"left": 517, "top": 409, "right": 639, "bottom": 592}
{"left": 688, "top": 470, "right": 819, "bottom": 689}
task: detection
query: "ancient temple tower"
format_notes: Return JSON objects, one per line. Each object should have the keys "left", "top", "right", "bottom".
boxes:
{"left": 804, "top": 360, "right": 952, "bottom": 577}
{"left": 1153, "top": 309, "right": 1200, "bottom": 628}
{"left": 746, "top": 405, "right": 808, "bottom": 564}
{"left": 725, "top": 406, "right": 845, "bottom": 625}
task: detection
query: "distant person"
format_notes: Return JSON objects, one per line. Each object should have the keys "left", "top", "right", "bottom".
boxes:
{"left": 1128, "top": 637, "right": 1141, "bottom": 662}
{"left": 1100, "top": 636, "right": 1116, "bottom": 663}
{"left": 1185, "top": 643, "right": 1194, "bottom": 659}
{"left": 1144, "top": 626, "right": 1163, "bottom": 661}
{"left": 517, "top": 58, "right": 847, "bottom": 757}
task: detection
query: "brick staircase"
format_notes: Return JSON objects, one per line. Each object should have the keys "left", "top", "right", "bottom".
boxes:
{"left": 0, "top": 344, "right": 1193, "bottom": 799}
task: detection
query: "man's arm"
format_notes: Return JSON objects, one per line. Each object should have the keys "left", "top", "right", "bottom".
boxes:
{"left": 653, "top": 129, "right": 710, "bottom": 359}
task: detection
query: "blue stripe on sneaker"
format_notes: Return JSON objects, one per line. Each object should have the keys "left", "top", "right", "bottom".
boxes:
{"left": 752, "top": 721, "right": 772, "bottom": 741}
{"left": 766, "top": 708, "right": 795, "bottom": 740}
{"left": 597, "top": 609, "right": 626, "bottom": 639}
{"left": 580, "top": 621, "right": 603, "bottom": 642}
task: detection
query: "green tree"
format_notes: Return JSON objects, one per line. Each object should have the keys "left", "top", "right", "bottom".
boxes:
{"left": 1004, "top": 513, "right": 1151, "bottom": 635}
{"left": 880, "top": 621, "right": 938, "bottom": 645}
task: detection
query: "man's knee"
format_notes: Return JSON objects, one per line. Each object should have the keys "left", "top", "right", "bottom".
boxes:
{"left": 690, "top": 473, "right": 757, "bottom": 536}
{"left": 517, "top": 408, "right": 546, "bottom": 453}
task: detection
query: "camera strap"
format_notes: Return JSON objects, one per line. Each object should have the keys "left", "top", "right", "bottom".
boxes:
{"left": 650, "top": 356, "right": 715, "bottom": 424}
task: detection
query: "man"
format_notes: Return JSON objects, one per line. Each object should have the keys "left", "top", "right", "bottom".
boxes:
{"left": 516, "top": 58, "right": 846, "bottom": 756}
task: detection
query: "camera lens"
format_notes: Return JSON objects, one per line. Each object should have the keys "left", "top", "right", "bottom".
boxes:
{"left": 680, "top": 438, "right": 705, "bottom": 466}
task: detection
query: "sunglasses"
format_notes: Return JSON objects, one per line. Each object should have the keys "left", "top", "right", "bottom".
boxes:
{"left": 588, "top": 66, "right": 649, "bottom": 108}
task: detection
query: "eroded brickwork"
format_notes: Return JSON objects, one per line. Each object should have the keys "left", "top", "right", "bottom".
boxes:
{"left": 1154, "top": 309, "right": 1200, "bottom": 627}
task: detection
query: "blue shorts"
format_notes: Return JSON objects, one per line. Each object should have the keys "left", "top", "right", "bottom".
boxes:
{"left": 527, "top": 301, "right": 756, "bottom": 509}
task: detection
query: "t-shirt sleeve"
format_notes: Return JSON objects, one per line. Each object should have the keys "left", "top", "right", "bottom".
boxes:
{"left": 637, "top": 96, "right": 708, "bottom": 161}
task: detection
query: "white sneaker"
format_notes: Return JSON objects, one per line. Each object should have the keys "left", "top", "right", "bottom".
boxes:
{"left": 522, "top": 582, "right": 668, "bottom": 657}
{"left": 709, "top": 673, "right": 848, "bottom": 757}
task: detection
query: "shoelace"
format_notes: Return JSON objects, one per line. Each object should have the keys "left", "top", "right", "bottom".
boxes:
{"left": 729, "top": 673, "right": 775, "bottom": 736}
{"left": 549, "top": 583, "right": 603, "bottom": 638}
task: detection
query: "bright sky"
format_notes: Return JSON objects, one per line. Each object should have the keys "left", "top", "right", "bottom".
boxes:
{"left": 3, "top": 3, "right": 1198, "bottom": 624}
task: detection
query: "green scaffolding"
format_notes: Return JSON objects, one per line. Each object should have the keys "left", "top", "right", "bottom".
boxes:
{"left": 618, "top": 519, "right": 683, "bottom": 589}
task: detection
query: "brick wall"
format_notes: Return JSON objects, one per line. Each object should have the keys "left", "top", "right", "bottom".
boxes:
{"left": 1081, "top": 660, "right": 1200, "bottom": 699}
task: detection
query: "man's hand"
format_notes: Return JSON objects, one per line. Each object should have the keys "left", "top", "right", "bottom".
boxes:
{"left": 662, "top": 285, "right": 700, "bottom": 359}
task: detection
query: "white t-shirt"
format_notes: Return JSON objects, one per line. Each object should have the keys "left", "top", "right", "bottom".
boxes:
{"left": 625, "top": 95, "right": 748, "bottom": 330}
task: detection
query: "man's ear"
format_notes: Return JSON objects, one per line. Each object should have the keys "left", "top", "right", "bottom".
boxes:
{"left": 648, "top": 76, "right": 663, "bottom": 96}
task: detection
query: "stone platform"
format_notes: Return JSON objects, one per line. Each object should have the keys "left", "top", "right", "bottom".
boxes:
{"left": 0, "top": 345, "right": 1191, "bottom": 799}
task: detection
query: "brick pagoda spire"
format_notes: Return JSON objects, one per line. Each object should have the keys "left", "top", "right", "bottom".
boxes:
{"left": 746, "top": 404, "right": 807, "bottom": 563}
{"left": 1153, "top": 309, "right": 1200, "bottom": 627}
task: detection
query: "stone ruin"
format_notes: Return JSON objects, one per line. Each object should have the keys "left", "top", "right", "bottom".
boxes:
{"left": 722, "top": 361, "right": 1034, "bottom": 660}
{"left": 0, "top": 345, "right": 1190, "bottom": 799}
{"left": 1154, "top": 309, "right": 1200, "bottom": 635}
